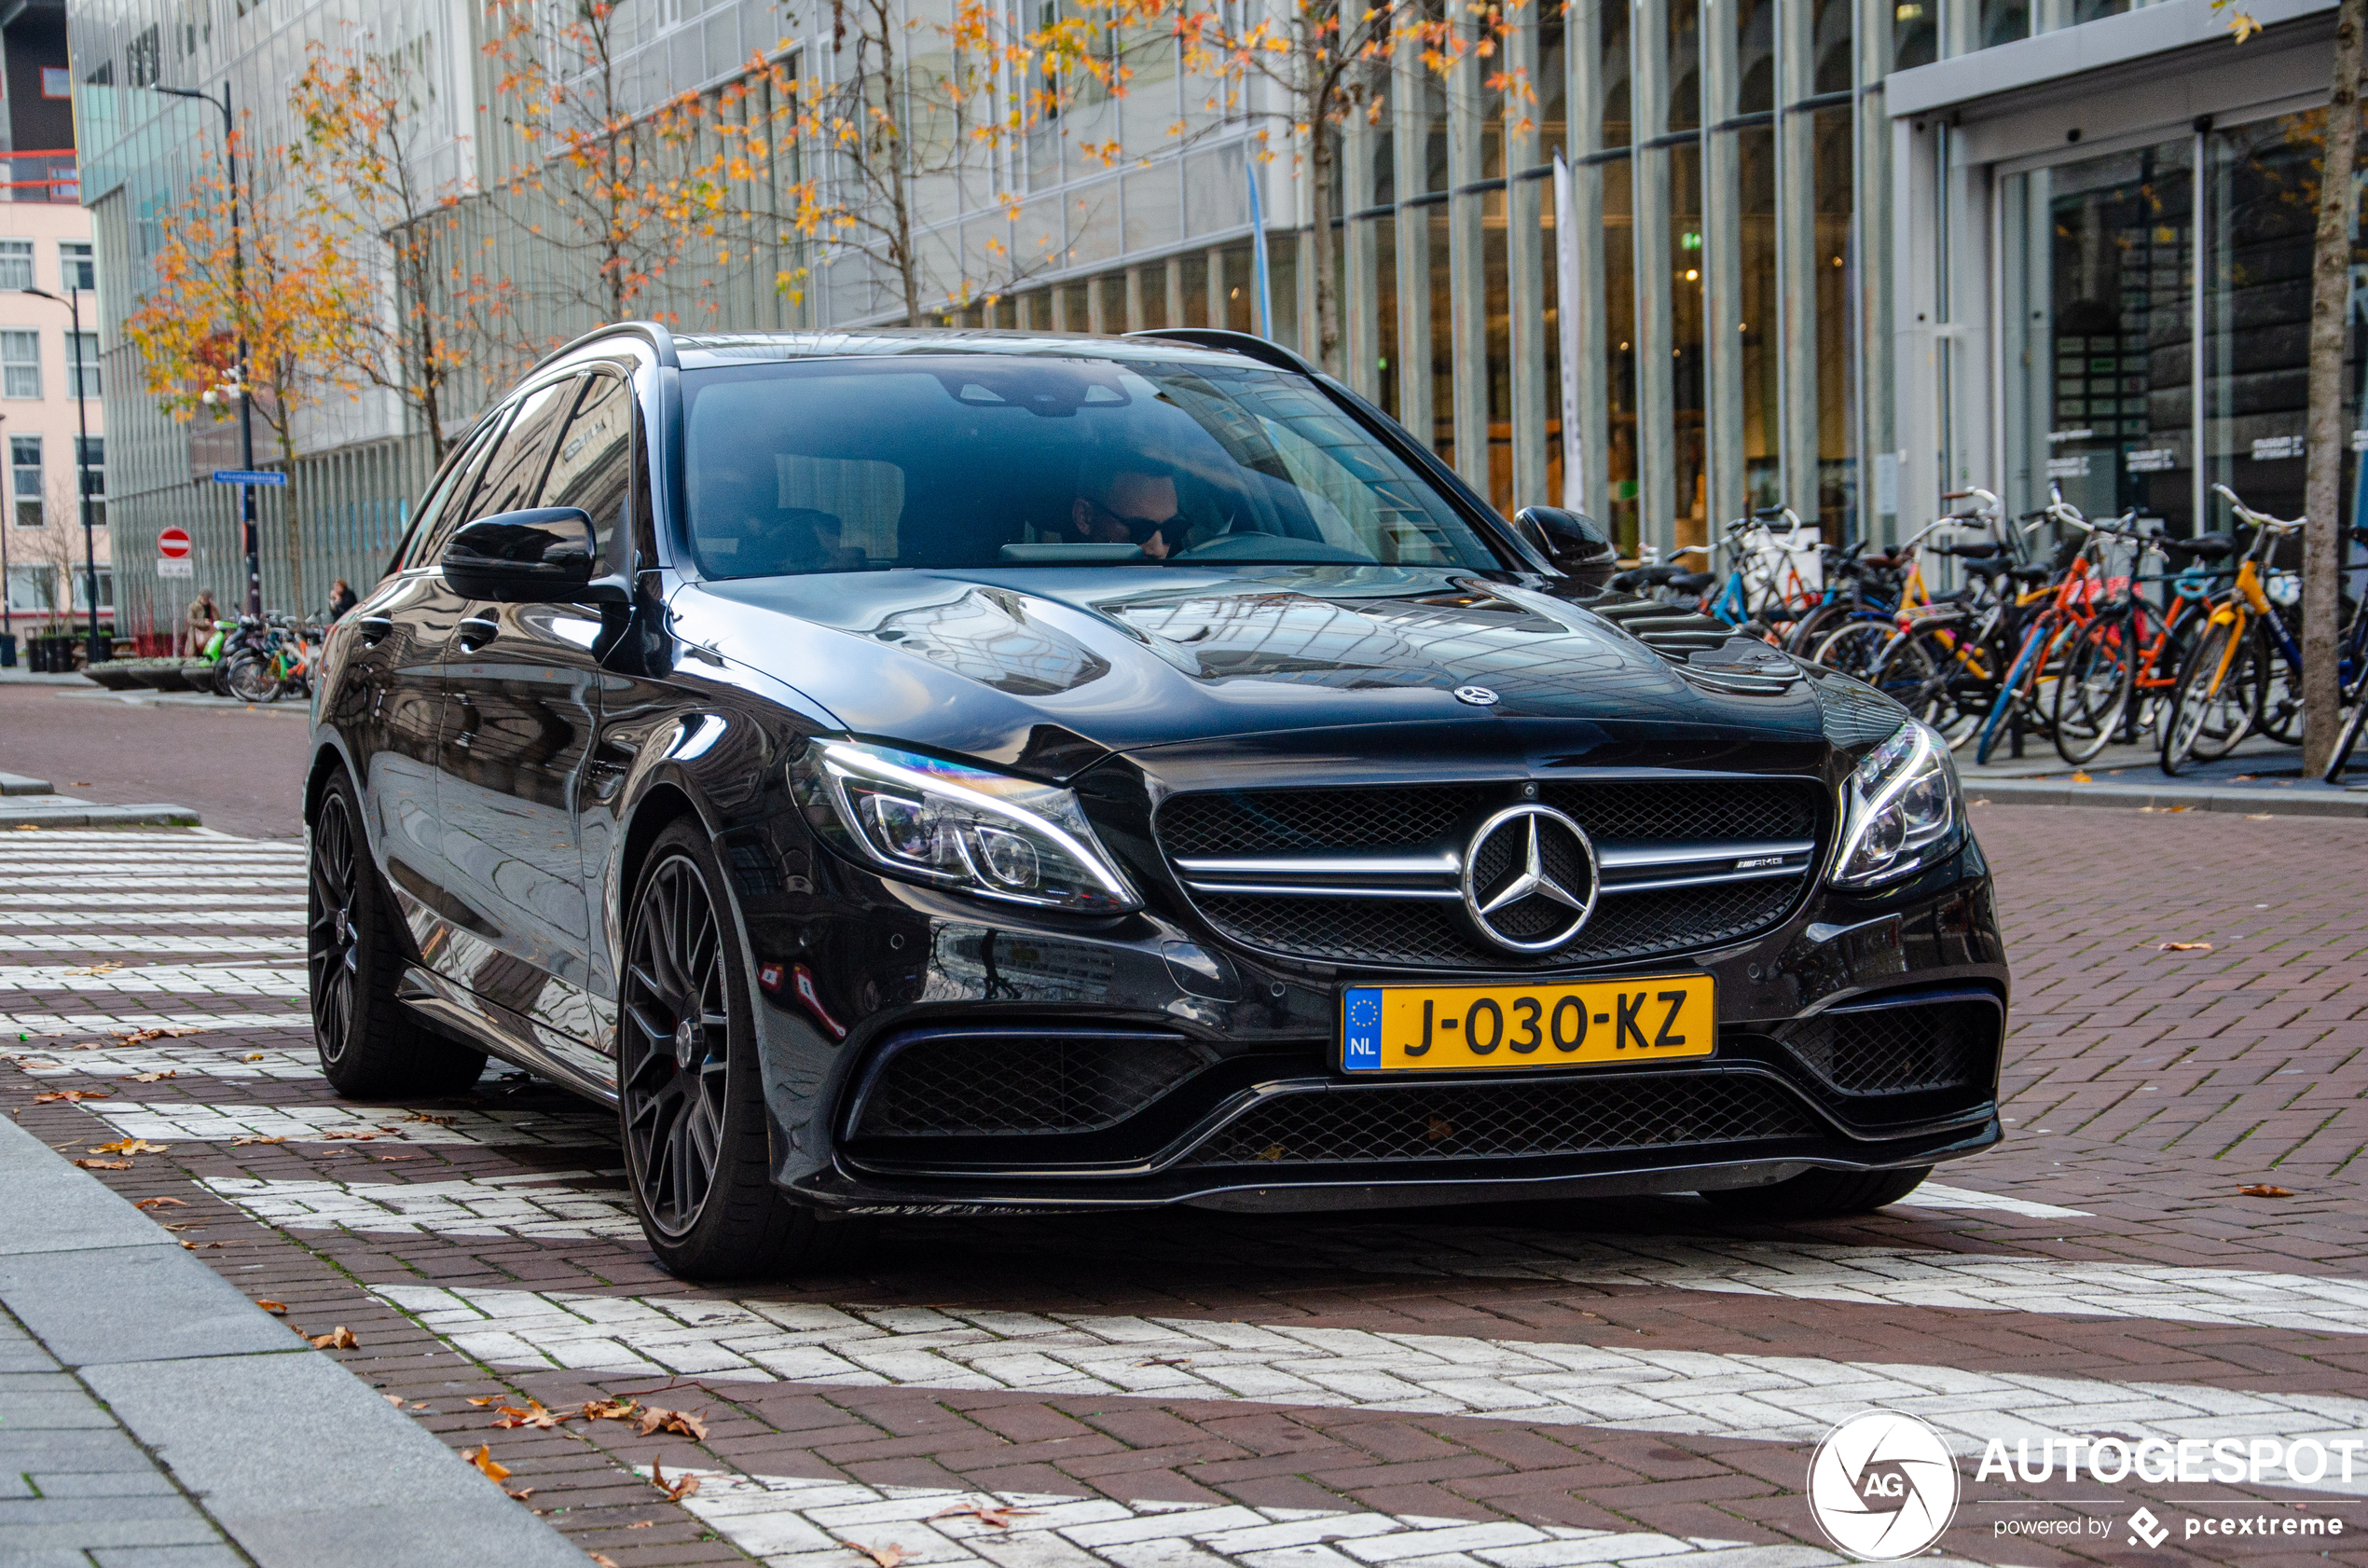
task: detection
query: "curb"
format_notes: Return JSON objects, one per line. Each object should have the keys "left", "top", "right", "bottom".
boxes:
{"left": 0, "top": 799, "right": 203, "bottom": 828}
{"left": 1965, "top": 777, "right": 2368, "bottom": 818}
{"left": 0, "top": 1114, "right": 587, "bottom": 1568}
{"left": 0, "top": 770, "right": 53, "bottom": 796}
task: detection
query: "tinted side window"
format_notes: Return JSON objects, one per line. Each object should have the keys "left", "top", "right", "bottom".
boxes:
{"left": 463, "top": 378, "right": 576, "bottom": 525}
{"left": 401, "top": 412, "right": 511, "bottom": 571}
{"left": 537, "top": 372, "right": 633, "bottom": 577}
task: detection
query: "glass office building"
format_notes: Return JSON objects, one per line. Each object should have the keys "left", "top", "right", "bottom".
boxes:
{"left": 67, "top": 0, "right": 2359, "bottom": 638}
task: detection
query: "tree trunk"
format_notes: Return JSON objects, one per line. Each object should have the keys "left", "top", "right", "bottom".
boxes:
{"left": 2302, "top": 0, "right": 2364, "bottom": 777}
{"left": 1309, "top": 107, "right": 1342, "bottom": 372}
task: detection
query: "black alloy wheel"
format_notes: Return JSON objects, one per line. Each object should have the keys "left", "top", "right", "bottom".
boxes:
{"left": 620, "top": 850, "right": 733, "bottom": 1239}
{"left": 616, "top": 818, "right": 849, "bottom": 1279}
{"left": 308, "top": 769, "right": 485, "bottom": 1097}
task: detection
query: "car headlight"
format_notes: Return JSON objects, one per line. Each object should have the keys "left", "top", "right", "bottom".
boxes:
{"left": 791, "top": 738, "right": 1140, "bottom": 914}
{"left": 1832, "top": 721, "right": 1962, "bottom": 887}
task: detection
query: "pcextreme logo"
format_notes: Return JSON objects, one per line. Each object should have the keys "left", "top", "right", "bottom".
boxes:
{"left": 1806, "top": 1411, "right": 1962, "bottom": 1561}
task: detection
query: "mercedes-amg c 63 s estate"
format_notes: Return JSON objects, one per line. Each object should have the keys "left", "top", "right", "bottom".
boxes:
{"left": 306, "top": 323, "right": 2007, "bottom": 1278}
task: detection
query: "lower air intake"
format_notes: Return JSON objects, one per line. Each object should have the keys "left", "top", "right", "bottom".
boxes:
{"left": 1179, "top": 1073, "right": 1819, "bottom": 1166}
{"left": 853, "top": 1032, "right": 1213, "bottom": 1137}
{"left": 1780, "top": 996, "right": 2002, "bottom": 1096}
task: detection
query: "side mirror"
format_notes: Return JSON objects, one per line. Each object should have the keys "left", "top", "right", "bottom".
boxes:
{"left": 441, "top": 508, "right": 597, "bottom": 602}
{"left": 1514, "top": 505, "right": 1618, "bottom": 586}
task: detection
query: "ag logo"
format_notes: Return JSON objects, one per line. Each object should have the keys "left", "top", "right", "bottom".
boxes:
{"left": 1806, "top": 1410, "right": 1961, "bottom": 1561}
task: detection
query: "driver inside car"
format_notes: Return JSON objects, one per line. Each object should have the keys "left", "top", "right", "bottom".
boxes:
{"left": 1068, "top": 464, "right": 1181, "bottom": 559}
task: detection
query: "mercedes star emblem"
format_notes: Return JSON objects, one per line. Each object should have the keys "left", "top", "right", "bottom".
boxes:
{"left": 1459, "top": 804, "right": 1599, "bottom": 954}
{"left": 1453, "top": 685, "right": 1500, "bottom": 707}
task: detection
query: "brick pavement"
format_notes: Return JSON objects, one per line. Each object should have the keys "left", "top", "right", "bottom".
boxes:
{"left": 4, "top": 810, "right": 2367, "bottom": 1566}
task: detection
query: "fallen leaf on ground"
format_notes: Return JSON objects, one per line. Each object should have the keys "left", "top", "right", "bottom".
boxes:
{"left": 930, "top": 1502, "right": 1040, "bottom": 1529}
{"left": 182, "top": 1240, "right": 225, "bottom": 1250}
{"left": 590, "top": 1556, "right": 621, "bottom": 1568}
{"left": 404, "top": 1112, "right": 458, "bottom": 1125}
{"left": 2070, "top": 771, "right": 2092, "bottom": 783}
{"left": 636, "top": 1405, "right": 708, "bottom": 1440}
{"left": 385, "top": 1394, "right": 406, "bottom": 1407}
{"left": 493, "top": 1399, "right": 570, "bottom": 1431}
{"left": 2239, "top": 1184, "right": 2294, "bottom": 1198}
{"left": 70, "top": 1042, "right": 101, "bottom": 1051}
{"left": 581, "top": 1397, "right": 639, "bottom": 1422}
{"left": 63, "top": 962, "right": 122, "bottom": 976}
{"left": 626, "top": 1520, "right": 655, "bottom": 1529}
{"left": 33, "top": 1089, "right": 109, "bottom": 1103}
{"left": 649, "top": 1458, "right": 701, "bottom": 1502}
{"left": 125, "top": 1071, "right": 178, "bottom": 1082}
{"left": 88, "top": 1136, "right": 167, "bottom": 1155}
{"left": 243, "top": 1053, "right": 265, "bottom": 1062}
{"left": 465, "top": 1445, "right": 510, "bottom": 1483}
{"left": 321, "top": 1130, "right": 382, "bottom": 1141}
{"left": 254, "top": 1300, "right": 287, "bottom": 1314}
{"left": 115, "top": 1026, "right": 201, "bottom": 1045}
{"left": 135, "top": 1196, "right": 186, "bottom": 1210}
{"left": 466, "top": 1396, "right": 501, "bottom": 1408}
{"left": 2155, "top": 941, "right": 2215, "bottom": 952}
{"left": 310, "top": 1326, "right": 359, "bottom": 1350}
{"left": 506, "top": 1487, "right": 536, "bottom": 1502}
{"left": 844, "top": 1542, "right": 905, "bottom": 1568}
{"left": 373, "top": 1154, "right": 418, "bottom": 1162}
{"left": 228, "top": 1135, "right": 285, "bottom": 1146}
{"left": 74, "top": 1158, "right": 131, "bottom": 1170}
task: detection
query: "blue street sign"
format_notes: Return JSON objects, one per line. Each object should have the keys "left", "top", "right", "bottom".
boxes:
{"left": 212, "top": 469, "right": 287, "bottom": 487}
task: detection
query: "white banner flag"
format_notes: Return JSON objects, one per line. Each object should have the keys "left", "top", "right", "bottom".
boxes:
{"left": 1552, "top": 150, "right": 1583, "bottom": 512}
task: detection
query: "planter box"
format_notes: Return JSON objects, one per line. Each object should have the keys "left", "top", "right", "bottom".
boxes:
{"left": 82, "top": 663, "right": 145, "bottom": 691}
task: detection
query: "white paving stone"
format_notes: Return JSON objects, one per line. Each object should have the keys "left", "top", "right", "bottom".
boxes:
{"left": 0, "top": 893, "right": 307, "bottom": 910}
{"left": 376, "top": 1287, "right": 2368, "bottom": 1494}
{"left": 0, "top": 1010, "right": 315, "bottom": 1037}
{"left": 0, "top": 910, "right": 304, "bottom": 929}
{"left": 645, "top": 1471, "right": 1999, "bottom": 1568}
{"left": 201, "top": 1172, "right": 638, "bottom": 1239}
{"left": 0, "top": 964, "right": 306, "bottom": 997}
{"left": 0, "top": 933, "right": 306, "bottom": 956}
{"left": 92, "top": 1100, "right": 612, "bottom": 1147}
{"left": 2, "top": 1043, "right": 324, "bottom": 1080}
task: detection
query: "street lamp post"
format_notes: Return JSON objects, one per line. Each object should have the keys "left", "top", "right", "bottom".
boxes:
{"left": 22, "top": 285, "right": 103, "bottom": 666}
{"left": 154, "top": 79, "right": 259, "bottom": 618}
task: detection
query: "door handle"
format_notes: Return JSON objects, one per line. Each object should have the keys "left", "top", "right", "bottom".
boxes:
{"left": 355, "top": 615, "right": 394, "bottom": 645}
{"left": 455, "top": 616, "right": 499, "bottom": 652}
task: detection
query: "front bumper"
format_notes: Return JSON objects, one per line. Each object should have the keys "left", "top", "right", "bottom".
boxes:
{"left": 748, "top": 837, "right": 2008, "bottom": 1217}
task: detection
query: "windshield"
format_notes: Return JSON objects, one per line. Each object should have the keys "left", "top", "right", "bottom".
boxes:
{"left": 679, "top": 355, "right": 1505, "bottom": 577}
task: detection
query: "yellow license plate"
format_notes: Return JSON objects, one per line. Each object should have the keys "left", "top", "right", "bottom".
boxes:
{"left": 1340, "top": 975, "right": 1716, "bottom": 1071}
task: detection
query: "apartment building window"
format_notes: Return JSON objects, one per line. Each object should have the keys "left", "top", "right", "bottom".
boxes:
{"left": 41, "top": 67, "right": 70, "bottom": 99}
{"left": 1, "top": 332, "right": 39, "bottom": 399}
{"left": 11, "top": 435, "right": 42, "bottom": 528}
{"left": 126, "top": 25, "right": 162, "bottom": 89}
{"left": 60, "top": 241, "right": 94, "bottom": 293}
{"left": 0, "top": 241, "right": 33, "bottom": 293}
{"left": 67, "top": 332, "right": 99, "bottom": 399}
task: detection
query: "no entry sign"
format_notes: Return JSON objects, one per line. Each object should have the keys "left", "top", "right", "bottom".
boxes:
{"left": 157, "top": 527, "right": 192, "bottom": 559}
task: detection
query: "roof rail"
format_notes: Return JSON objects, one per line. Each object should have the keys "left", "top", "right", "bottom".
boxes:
{"left": 524, "top": 321, "right": 681, "bottom": 380}
{"left": 1122, "top": 327, "right": 1318, "bottom": 378}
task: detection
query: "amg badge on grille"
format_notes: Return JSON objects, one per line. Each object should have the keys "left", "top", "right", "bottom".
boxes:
{"left": 1459, "top": 804, "right": 1600, "bottom": 953}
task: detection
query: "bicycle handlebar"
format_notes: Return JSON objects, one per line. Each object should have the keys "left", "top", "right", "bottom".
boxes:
{"left": 2210, "top": 481, "right": 2305, "bottom": 533}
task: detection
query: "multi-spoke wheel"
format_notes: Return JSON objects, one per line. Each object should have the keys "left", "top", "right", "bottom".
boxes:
{"left": 309, "top": 768, "right": 485, "bottom": 1097}
{"left": 617, "top": 818, "right": 851, "bottom": 1280}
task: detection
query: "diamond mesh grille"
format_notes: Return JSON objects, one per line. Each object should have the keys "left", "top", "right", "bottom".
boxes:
{"left": 1180, "top": 1073, "right": 1819, "bottom": 1165}
{"left": 855, "top": 1036, "right": 1210, "bottom": 1136}
{"left": 1195, "top": 876, "right": 1800, "bottom": 969}
{"left": 1159, "top": 780, "right": 1819, "bottom": 860}
{"left": 1781, "top": 999, "right": 1999, "bottom": 1095}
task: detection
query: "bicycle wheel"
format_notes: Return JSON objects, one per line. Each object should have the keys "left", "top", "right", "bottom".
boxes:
{"left": 224, "top": 652, "right": 278, "bottom": 704}
{"left": 1811, "top": 620, "right": 1894, "bottom": 681}
{"left": 1871, "top": 626, "right": 1983, "bottom": 749}
{"left": 2161, "top": 620, "right": 2262, "bottom": 775}
{"left": 2052, "top": 614, "right": 2134, "bottom": 766}
{"left": 2327, "top": 693, "right": 2368, "bottom": 783}
{"left": 1974, "top": 630, "right": 2047, "bottom": 766}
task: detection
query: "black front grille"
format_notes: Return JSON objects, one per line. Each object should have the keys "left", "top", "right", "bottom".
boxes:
{"left": 1157, "top": 779, "right": 1823, "bottom": 970}
{"left": 1159, "top": 780, "right": 1820, "bottom": 860}
{"left": 854, "top": 1033, "right": 1213, "bottom": 1137}
{"left": 1196, "top": 875, "right": 1802, "bottom": 970}
{"left": 1781, "top": 997, "right": 2001, "bottom": 1096}
{"left": 1181, "top": 1072, "right": 1820, "bottom": 1165}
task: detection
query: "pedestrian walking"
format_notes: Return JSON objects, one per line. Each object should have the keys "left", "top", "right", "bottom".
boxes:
{"left": 327, "top": 579, "right": 357, "bottom": 623}
{"left": 183, "top": 588, "right": 221, "bottom": 657}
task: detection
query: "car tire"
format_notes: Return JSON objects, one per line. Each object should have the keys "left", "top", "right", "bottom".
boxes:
{"left": 1701, "top": 1164, "right": 1933, "bottom": 1219}
{"left": 618, "top": 818, "right": 852, "bottom": 1281}
{"left": 309, "top": 769, "right": 487, "bottom": 1098}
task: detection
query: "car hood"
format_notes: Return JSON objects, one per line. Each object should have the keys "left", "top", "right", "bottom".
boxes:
{"left": 677, "top": 565, "right": 1832, "bottom": 779}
